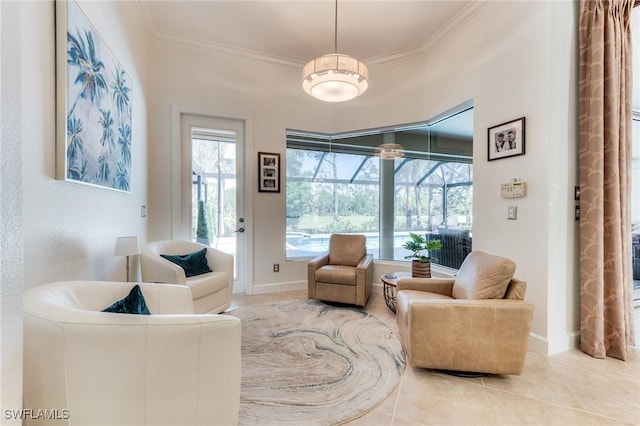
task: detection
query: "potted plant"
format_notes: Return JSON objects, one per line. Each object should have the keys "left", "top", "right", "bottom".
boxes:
{"left": 402, "top": 233, "right": 443, "bottom": 278}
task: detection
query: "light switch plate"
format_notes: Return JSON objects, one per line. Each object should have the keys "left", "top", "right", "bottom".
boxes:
{"left": 508, "top": 206, "right": 517, "bottom": 220}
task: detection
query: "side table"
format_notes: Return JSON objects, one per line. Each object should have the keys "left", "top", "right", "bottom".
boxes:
{"left": 381, "top": 272, "right": 412, "bottom": 314}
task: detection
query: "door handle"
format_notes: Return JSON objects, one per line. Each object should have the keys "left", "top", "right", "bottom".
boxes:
{"left": 236, "top": 217, "right": 245, "bottom": 233}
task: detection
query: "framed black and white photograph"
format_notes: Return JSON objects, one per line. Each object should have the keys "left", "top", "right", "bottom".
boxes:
{"left": 258, "top": 152, "right": 280, "bottom": 193}
{"left": 487, "top": 117, "right": 525, "bottom": 161}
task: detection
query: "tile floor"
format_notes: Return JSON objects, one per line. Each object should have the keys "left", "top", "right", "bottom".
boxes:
{"left": 230, "top": 290, "right": 640, "bottom": 426}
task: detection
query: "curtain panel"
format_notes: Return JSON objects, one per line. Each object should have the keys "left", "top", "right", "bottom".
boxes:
{"left": 578, "top": 0, "right": 637, "bottom": 360}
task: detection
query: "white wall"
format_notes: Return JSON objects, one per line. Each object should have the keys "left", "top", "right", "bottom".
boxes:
{"left": 148, "top": 1, "right": 578, "bottom": 354}
{"left": 1, "top": 1, "right": 25, "bottom": 419}
{"left": 20, "top": 1, "right": 150, "bottom": 288}
{"left": 0, "top": 0, "right": 150, "bottom": 416}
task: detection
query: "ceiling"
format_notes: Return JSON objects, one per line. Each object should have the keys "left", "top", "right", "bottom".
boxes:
{"left": 138, "top": 1, "right": 484, "bottom": 67}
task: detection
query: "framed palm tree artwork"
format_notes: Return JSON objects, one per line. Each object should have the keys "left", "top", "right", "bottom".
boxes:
{"left": 56, "top": 0, "right": 132, "bottom": 191}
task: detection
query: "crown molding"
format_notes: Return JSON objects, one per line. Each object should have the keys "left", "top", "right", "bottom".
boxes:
{"left": 136, "top": 0, "right": 493, "bottom": 71}
{"left": 366, "top": 0, "right": 493, "bottom": 68}
{"left": 135, "top": 0, "right": 301, "bottom": 69}
{"left": 134, "top": 0, "right": 156, "bottom": 43}
{"left": 152, "top": 30, "right": 303, "bottom": 70}
{"left": 421, "top": 0, "right": 494, "bottom": 55}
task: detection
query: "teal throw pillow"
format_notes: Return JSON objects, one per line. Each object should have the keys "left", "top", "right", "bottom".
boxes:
{"left": 160, "top": 247, "right": 212, "bottom": 278}
{"left": 102, "top": 284, "right": 151, "bottom": 315}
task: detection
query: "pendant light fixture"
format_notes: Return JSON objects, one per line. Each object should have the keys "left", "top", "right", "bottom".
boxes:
{"left": 302, "top": 0, "right": 369, "bottom": 102}
{"left": 375, "top": 143, "right": 405, "bottom": 160}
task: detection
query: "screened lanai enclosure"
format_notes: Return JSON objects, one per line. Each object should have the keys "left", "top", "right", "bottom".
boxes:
{"left": 286, "top": 107, "right": 474, "bottom": 269}
{"left": 191, "top": 128, "right": 237, "bottom": 248}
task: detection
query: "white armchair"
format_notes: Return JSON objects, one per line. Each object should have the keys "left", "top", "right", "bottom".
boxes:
{"left": 23, "top": 280, "right": 241, "bottom": 426}
{"left": 141, "top": 240, "right": 234, "bottom": 314}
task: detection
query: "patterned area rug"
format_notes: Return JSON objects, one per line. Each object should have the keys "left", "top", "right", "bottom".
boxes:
{"left": 233, "top": 299, "right": 405, "bottom": 425}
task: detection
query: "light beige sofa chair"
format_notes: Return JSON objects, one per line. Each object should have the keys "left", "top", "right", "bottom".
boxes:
{"left": 308, "top": 234, "right": 373, "bottom": 307}
{"left": 396, "top": 251, "right": 534, "bottom": 375}
{"left": 23, "top": 281, "right": 241, "bottom": 426}
{"left": 141, "top": 240, "right": 233, "bottom": 314}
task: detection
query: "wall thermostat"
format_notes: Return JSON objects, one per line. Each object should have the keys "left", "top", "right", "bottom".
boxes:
{"left": 500, "top": 179, "right": 526, "bottom": 198}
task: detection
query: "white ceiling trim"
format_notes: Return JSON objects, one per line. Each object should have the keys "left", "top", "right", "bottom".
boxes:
{"left": 417, "top": 1, "right": 492, "bottom": 60}
{"left": 152, "top": 30, "right": 302, "bottom": 70}
{"left": 134, "top": 1, "right": 156, "bottom": 43}
{"left": 136, "top": 1, "right": 493, "bottom": 71}
{"left": 366, "top": 1, "right": 493, "bottom": 68}
{"left": 136, "top": 0, "right": 301, "bottom": 69}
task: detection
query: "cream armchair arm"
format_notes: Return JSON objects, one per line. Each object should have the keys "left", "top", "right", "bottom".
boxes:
{"left": 206, "top": 247, "right": 234, "bottom": 288}
{"left": 140, "top": 251, "right": 188, "bottom": 284}
{"left": 397, "top": 296, "right": 534, "bottom": 375}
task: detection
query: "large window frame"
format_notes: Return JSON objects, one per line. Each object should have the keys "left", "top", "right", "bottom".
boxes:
{"left": 285, "top": 106, "right": 474, "bottom": 269}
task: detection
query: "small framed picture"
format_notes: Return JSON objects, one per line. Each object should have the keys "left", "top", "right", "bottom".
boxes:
{"left": 258, "top": 152, "right": 280, "bottom": 193}
{"left": 487, "top": 117, "right": 525, "bottom": 161}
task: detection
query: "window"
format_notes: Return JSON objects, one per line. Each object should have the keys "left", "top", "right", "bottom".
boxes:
{"left": 286, "top": 107, "right": 473, "bottom": 269}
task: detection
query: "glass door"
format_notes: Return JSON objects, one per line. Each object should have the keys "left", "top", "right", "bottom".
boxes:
{"left": 180, "top": 114, "right": 246, "bottom": 293}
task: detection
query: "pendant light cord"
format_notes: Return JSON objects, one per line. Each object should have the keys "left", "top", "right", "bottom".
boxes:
{"left": 334, "top": 0, "right": 338, "bottom": 54}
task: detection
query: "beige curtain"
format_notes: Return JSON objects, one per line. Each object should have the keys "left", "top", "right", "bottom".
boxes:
{"left": 578, "top": 0, "right": 637, "bottom": 360}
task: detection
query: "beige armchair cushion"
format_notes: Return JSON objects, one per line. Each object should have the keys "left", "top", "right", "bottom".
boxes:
{"left": 452, "top": 251, "right": 516, "bottom": 299}
{"left": 328, "top": 234, "right": 366, "bottom": 266}
{"left": 315, "top": 265, "right": 358, "bottom": 285}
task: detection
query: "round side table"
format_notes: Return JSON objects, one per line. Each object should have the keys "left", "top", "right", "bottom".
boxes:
{"left": 381, "top": 272, "right": 412, "bottom": 314}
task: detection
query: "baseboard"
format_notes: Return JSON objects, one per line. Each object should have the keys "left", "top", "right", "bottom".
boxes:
{"left": 528, "top": 331, "right": 580, "bottom": 355}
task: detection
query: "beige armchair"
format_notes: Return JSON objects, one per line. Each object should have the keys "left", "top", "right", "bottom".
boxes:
{"left": 308, "top": 234, "right": 373, "bottom": 307}
{"left": 396, "top": 251, "right": 534, "bottom": 375}
{"left": 141, "top": 240, "right": 233, "bottom": 314}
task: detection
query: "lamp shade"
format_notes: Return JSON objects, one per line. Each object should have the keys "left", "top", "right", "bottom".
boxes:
{"left": 302, "top": 54, "right": 369, "bottom": 102}
{"left": 114, "top": 236, "right": 140, "bottom": 256}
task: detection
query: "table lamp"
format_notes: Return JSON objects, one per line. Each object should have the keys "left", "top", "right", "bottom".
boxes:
{"left": 114, "top": 236, "right": 140, "bottom": 282}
